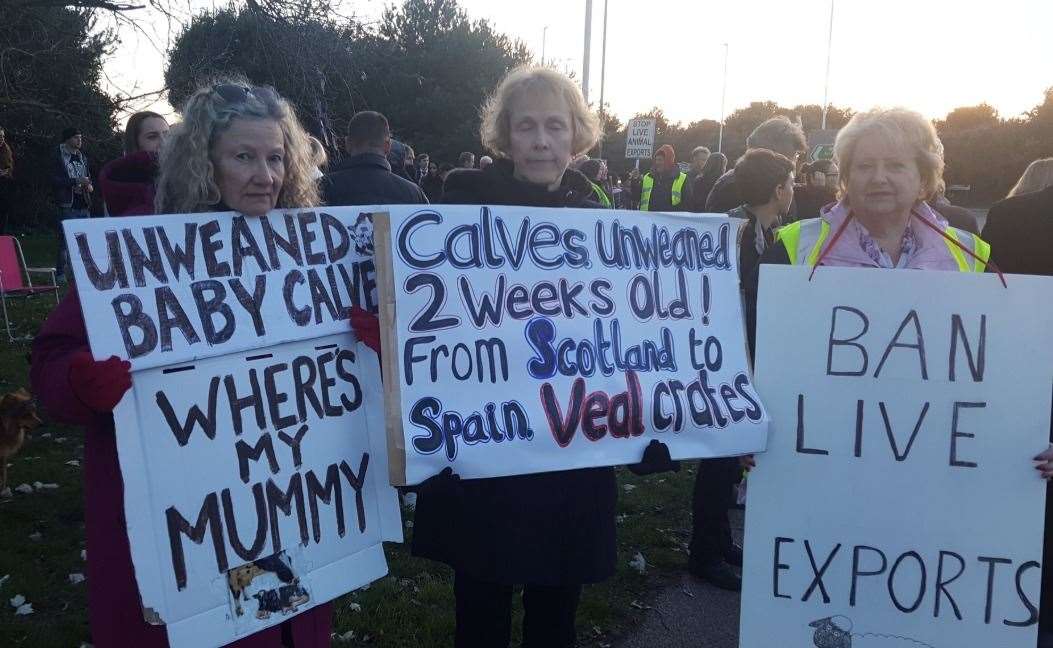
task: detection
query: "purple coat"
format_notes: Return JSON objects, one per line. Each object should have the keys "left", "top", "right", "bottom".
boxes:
{"left": 31, "top": 291, "right": 333, "bottom": 647}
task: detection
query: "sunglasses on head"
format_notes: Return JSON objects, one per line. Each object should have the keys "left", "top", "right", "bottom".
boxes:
{"left": 212, "top": 84, "right": 279, "bottom": 105}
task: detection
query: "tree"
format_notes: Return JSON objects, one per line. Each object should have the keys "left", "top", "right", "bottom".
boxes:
{"left": 369, "top": 0, "right": 531, "bottom": 161}
{"left": 165, "top": 5, "right": 372, "bottom": 153}
{"left": 164, "top": 0, "right": 530, "bottom": 163}
{"left": 0, "top": 2, "right": 121, "bottom": 230}
{"left": 939, "top": 104, "right": 1000, "bottom": 133}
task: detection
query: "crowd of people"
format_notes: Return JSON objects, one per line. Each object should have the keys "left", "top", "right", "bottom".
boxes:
{"left": 7, "top": 62, "right": 1053, "bottom": 648}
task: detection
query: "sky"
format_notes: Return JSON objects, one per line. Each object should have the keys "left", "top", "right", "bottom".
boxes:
{"left": 103, "top": 0, "right": 1053, "bottom": 127}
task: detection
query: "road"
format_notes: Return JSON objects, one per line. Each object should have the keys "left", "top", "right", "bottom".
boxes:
{"left": 616, "top": 510, "right": 745, "bottom": 648}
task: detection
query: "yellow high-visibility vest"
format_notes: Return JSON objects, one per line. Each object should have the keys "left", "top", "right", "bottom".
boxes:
{"left": 775, "top": 218, "right": 990, "bottom": 272}
{"left": 640, "top": 171, "right": 687, "bottom": 211}
{"left": 588, "top": 181, "right": 612, "bottom": 208}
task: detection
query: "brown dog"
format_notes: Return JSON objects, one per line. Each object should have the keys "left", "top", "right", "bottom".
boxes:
{"left": 0, "top": 389, "right": 42, "bottom": 491}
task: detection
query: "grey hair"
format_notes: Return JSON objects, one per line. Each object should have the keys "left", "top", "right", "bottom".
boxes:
{"left": 480, "top": 66, "right": 600, "bottom": 158}
{"left": 746, "top": 117, "right": 807, "bottom": 158}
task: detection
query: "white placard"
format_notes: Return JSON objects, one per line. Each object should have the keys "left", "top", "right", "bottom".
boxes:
{"left": 625, "top": 118, "right": 657, "bottom": 159}
{"left": 377, "top": 205, "right": 769, "bottom": 485}
{"left": 740, "top": 265, "right": 1053, "bottom": 648}
{"left": 64, "top": 208, "right": 382, "bottom": 371}
{"left": 65, "top": 210, "right": 402, "bottom": 648}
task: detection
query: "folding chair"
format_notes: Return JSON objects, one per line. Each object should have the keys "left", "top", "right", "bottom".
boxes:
{"left": 0, "top": 235, "right": 59, "bottom": 342}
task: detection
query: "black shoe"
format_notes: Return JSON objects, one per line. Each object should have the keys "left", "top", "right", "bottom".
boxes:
{"left": 689, "top": 559, "right": 741, "bottom": 591}
{"left": 723, "top": 544, "right": 743, "bottom": 568}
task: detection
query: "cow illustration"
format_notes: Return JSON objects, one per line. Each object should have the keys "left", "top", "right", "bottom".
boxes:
{"left": 228, "top": 553, "right": 296, "bottom": 616}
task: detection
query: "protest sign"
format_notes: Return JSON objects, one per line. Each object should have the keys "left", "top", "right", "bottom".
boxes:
{"left": 625, "top": 118, "right": 657, "bottom": 159}
{"left": 65, "top": 209, "right": 402, "bottom": 648}
{"left": 740, "top": 265, "right": 1053, "bottom": 648}
{"left": 65, "top": 208, "right": 382, "bottom": 371}
{"left": 374, "top": 205, "right": 769, "bottom": 485}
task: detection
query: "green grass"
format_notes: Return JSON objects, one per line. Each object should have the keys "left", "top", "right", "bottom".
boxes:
{"left": 0, "top": 232, "right": 700, "bottom": 647}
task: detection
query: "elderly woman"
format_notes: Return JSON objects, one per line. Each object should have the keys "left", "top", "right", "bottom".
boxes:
{"left": 99, "top": 111, "right": 170, "bottom": 216}
{"left": 408, "top": 66, "right": 618, "bottom": 648}
{"left": 31, "top": 80, "right": 329, "bottom": 648}
{"left": 747, "top": 105, "right": 1053, "bottom": 612}
{"left": 761, "top": 108, "right": 988, "bottom": 272}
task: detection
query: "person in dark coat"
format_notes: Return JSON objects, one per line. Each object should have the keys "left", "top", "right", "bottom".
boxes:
{"left": 397, "top": 66, "right": 670, "bottom": 648}
{"left": 0, "top": 126, "right": 14, "bottom": 232}
{"left": 321, "top": 111, "right": 427, "bottom": 206}
{"left": 423, "top": 69, "right": 610, "bottom": 648}
{"left": 928, "top": 189, "right": 979, "bottom": 234}
{"left": 691, "top": 152, "right": 727, "bottom": 212}
{"left": 792, "top": 159, "right": 839, "bottom": 222}
{"left": 99, "top": 111, "right": 169, "bottom": 217}
{"left": 34, "top": 80, "right": 333, "bottom": 648}
{"left": 689, "top": 148, "right": 796, "bottom": 591}
{"left": 422, "top": 161, "right": 444, "bottom": 202}
{"left": 705, "top": 116, "right": 807, "bottom": 215}
{"left": 53, "top": 127, "right": 93, "bottom": 278}
{"left": 981, "top": 184, "right": 1053, "bottom": 647}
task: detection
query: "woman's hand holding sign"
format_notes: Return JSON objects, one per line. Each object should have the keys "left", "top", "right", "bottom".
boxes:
{"left": 350, "top": 306, "right": 381, "bottom": 357}
{"left": 68, "top": 352, "right": 132, "bottom": 413}
{"left": 1033, "top": 444, "right": 1053, "bottom": 480}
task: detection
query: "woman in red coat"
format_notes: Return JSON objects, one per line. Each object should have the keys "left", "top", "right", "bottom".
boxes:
{"left": 99, "top": 111, "right": 168, "bottom": 216}
{"left": 32, "top": 79, "right": 330, "bottom": 647}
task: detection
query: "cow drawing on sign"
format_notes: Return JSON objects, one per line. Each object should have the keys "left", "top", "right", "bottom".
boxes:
{"left": 227, "top": 553, "right": 297, "bottom": 616}
{"left": 254, "top": 582, "right": 310, "bottom": 619}
{"left": 808, "top": 616, "right": 936, "bottom": 648}
{"left": 350, "top": 212, "right": 374, "bottom": 255}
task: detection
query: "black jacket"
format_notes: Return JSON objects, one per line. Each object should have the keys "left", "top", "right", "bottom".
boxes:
{"left": 422, "top": 173, "right": 444, "bottom": 203}
{"left": 727, "top": 205, "right": 777, "bottom": 360}
{"left": 320, "top": 152, "right": 428, "bottom": 207}
{"left": 792, "top": 184, "right": 836, "bottom": 222}
{"left": 931, "top": 199, "right": 980, "bottom": 234}
{"left": 982, "top": 185, "right": 1053, "bottom": 276}
{"left": 412, "top": 158, "right": 616, "bottom": 586}
{"left": 982, "top": 185, "right": 1053, "bottom": 629}
{"left": 704, "top": 170, "right": 740, "bottom": 213}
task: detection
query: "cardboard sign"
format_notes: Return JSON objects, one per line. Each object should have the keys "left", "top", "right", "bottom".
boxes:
{"left": 625, "top": 118, "right": 657, "bottom": 159}
{"left": 740, "top": 266, "right": 1053, "bottom": 648}
{"left": 65, "top": 208, "right": 382, "bottom": 371}
{"left": 65, "top": 210, "right": 402, "bottom": 648}
{"left": 374, "top": 205, "right": 769, "bottom": 485}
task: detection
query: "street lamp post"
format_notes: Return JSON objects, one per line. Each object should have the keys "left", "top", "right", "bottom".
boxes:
{"left": 822, "top": 0, "right": 835, "bottom": 129}
{"left": 582, "top": 0, "right": 593, "bottom": 103}
{"left": 598, "top": 0, "right": 608, "bottom": 157}
{"left": 718, "top": 43, "right": 728, "bottom": 153}
{"left": 542, "top": 25, "right": 548, "bottom": 66}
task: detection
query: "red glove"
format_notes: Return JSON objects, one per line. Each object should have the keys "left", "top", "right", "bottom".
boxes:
{"left": 69, "top": 352, "right": 132, "bottom": 413}
{"left": 350, "top": 306, "right": 382, "bottom": 356}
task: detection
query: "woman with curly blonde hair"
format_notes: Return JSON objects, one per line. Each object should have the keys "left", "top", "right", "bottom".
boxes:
{"left": 32, "top": 78, "right": 334, "bottom": 648}
{"left": 156, "top": 79, "right": 319, "bottom": 216}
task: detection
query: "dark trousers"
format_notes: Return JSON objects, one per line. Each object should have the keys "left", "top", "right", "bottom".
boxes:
{"left": 55, "top": 206, "right": 89, "bottom": 276}
{"left": 453, "top": 572, "right": 581, "bottom": 648}
{"left": 689, "top": 456, "right": 741, "bottom": 563}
